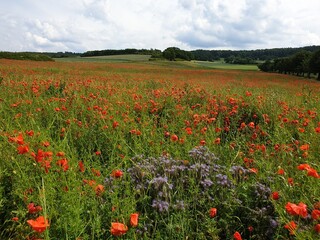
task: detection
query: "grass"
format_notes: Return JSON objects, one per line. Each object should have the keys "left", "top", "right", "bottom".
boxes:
{"left": 0, "top": 59, "right": 319, "bottom": 239}
{"left": 193, "top": 60, "right": 259, "bottom": 71}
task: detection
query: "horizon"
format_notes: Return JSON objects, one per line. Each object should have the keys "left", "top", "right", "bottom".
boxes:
{"left": 2, "top": 44, "right": 320, "bottom": 54}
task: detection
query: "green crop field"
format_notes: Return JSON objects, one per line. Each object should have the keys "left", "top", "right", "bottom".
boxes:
{"left": 193, "top": 60, "right": 259, "bottom": 71}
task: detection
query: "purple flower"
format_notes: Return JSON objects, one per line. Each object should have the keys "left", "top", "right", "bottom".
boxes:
{"left": 152, "top": 199, "right": 169, "bottom": 212}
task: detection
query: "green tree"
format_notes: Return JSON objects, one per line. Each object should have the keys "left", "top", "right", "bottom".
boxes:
{"left": 163, "top": 47, "right": 176, "bottom": 61}
{"left": 309, "top": 50, "right": 320, "bottom": 80}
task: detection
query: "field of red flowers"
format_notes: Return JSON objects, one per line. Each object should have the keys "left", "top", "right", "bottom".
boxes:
{"left": 0, "top": 59, "right": 319, "bottom": 239}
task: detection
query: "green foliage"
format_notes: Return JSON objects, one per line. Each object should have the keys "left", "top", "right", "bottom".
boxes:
{"left": 163, "top": 47, "right": 193, "bottom": 61}
{"left": 0, "top": 52, "right": 54, "bottom": 61}
{"left": 258, "top": 50, "right": 320, "bottom": 79}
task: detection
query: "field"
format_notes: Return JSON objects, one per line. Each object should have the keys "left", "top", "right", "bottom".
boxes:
{"left": 0, "top": 59, "right": 319, "bottom": 239}
{"left": 54, "top": 54, "right": 152, "bottom": 63}
{"left": 193, "top": 60, "right": 259, "bottom": 71}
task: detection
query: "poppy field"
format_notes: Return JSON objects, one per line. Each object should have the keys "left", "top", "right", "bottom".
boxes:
{"left": 0, "top": 59, "right": 320, "bottom": 239}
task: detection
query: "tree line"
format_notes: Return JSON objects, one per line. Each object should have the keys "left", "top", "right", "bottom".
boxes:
{"left": 79, "top": 45, "right": 320, "bottom": 62}
{"left": 0, "top": 52, "right": 54, "bottom": 61}
{"left": 258, "top": 50, "right": 320, "bottom": 80}
{"left": 80, "top": 48, "right": 162, "bottom": 58}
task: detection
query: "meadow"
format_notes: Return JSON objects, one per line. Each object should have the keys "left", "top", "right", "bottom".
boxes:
{"left": 0, "top": 58, "right": 319, "bottom": 240}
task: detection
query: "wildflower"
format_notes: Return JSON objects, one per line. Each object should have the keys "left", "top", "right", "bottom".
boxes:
{"left": 287, "top": 178, "right": 294, "bottom": 186}
{"left": 112, "top": 121, "right": 119, "bottom": 129}
{"left": 17, "top": 145, "right": 29, "bottom": 154}
{"left": 249, "top": 168, "right": 258, "bottom": 174}
{"left": 110, "top": 222, "right": 128, "bottom": 236}
{"left": 284, "top": 221, "right": 297, "bottom": 235}
{"left": 42, "top": 141, "right": 50, "bottom": 147}
{"left": 171, "top": 134, "right": 178, "bottom": 142}
{"left": 297, "top": 163, "right": 311, "bottom": 171}
{"left": 9, "top": 133, "right": 24, "bottom": 145}
{"left": 209, "top": 208, "right": 217, "bottom": 218}
{"left": 95, "top": 184, "right": 104, "bottom": 196}
{"left": 300, "top": 144, "right": 309, "bottom": 151}
{"left": 56, "top": 151, "right": 65, "bottom": 157}
{"left": 307, "top": 168, "right": 320, "bottom": 178}
{"left": 28, "top": 203, "right": 42, "bottom": 214}
{"left": 130, "top": 213, "right": 139, "bottom": 227}
{"left": 312, "top": 209, "right": 320, "bottom": 220}
{"left": 78, "top": 161, "right": 85, "bottom": 172}
{"left": 12, "top": 217, "right": 19, "bottom": 221}
{"left": 277, "top": 168, "right": 285, "bottom": 175}
{"left": 152, "top": 199, "right": 169, "bottom": 212}
{"left": 91, "top": 168, "right": 101, "bottom": 176}
{"left": 214, "top": 138, "right": 221, "bottom": 144}
{"left": 27, "top": 216, "right": 49, "bottom": 233}
{"left": 271, "top": 192, "right": 279, "bottom": 200}
{"left": 285, "top": 202, "right": 308, "bottom": 218}
{"left": 233, "top": 231, "right": 242, "bottom": 240}
{"left": 315, "top": 224, "right": 320, "bottom": 233}
{"left": 56, "top": 159, "right": 69, "bottom": 172}
{"left": 185, "top": 127, "right": 192, "bottom": 135}
{"left": 111, "top": 169, "right": 123, "bottom": 178}
{"left": 26, "top": 130, "right": 34, "bottom": 136}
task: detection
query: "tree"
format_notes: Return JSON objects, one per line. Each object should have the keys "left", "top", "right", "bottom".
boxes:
{"left": 309, "top": 50, "right": 320, "bottom": 80}
{"left": 291, "top": 51, "right": 311, "bottom": 76}
{"left": 163, "top": 48, "right": 176, "bottom": 61}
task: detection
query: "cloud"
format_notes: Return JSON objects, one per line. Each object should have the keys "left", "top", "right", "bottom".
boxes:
{"left": 0, "top": 0, "right": 319, "bottom": 52}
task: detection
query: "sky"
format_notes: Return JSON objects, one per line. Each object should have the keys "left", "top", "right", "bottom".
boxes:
{"left": 1, "top": 0, "right": 320, "bottom": 52}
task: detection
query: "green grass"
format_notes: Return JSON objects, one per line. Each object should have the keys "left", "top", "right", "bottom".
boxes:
{"left": 193, "top": 60, "right": 259, "bottom": 71}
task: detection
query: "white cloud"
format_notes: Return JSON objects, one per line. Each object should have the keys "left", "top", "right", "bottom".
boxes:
{"left": 0, "top": 0, "right": 319, "bottom": 52}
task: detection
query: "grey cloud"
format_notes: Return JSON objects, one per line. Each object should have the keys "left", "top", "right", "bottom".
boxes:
{"left": 0, "top": 0, "right": 319, "bottom": 52}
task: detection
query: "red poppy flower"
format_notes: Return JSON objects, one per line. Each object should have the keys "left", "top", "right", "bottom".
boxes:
{"left": 28, "top": 203, "right": 42, "bottom": 214}
{"left": 56, "top": 159, "right": 69, "bottom": 172}
{"left": 284, "top": 221, "right": 297, "bottom": 235}
{"left": 42, "top": 141, "right": 50, "bottom": 147}
{"left": 271, "top": 192, "right": 279, "bottom": 200}
{"left": 27, "top": 216, "right": 49, "bottom": 233}
{"left": 287, "top": 178, "right": 294, "bottom": 186}
{"left": 78, "top": 161, "right": 85, "bottom": 172}
{"left": 110, "top": 222, "right": 128, "bottom": 236}
{"left": 312, "top": 209, "right": 320, "bottom": 220}
{"left": 209, "top": 208, "right": 217, "bottom": 218}
{"left": 285, "top": 202, "right": 308, "bottom": 218}
{"left": 91, "top": 168, "right": 101, "bottom": 176}
{"left": 95, "top": 184, "right": 104, "bottom": 196}
{"left": 111, "top": 169, "right": 123, "bottom": 178}
{"left": 315, "top": 224, "right": 320, "bottom": 233}
{"left": 9, "top": 133, "right": 24, "bottom": 145}
{"left": 130, "top": 213, "right": 139, "bottom": 227}
{"left": 300, "top": 144, "right": 309, "bottom": 151}
{"left": 214, "top": 138, "right": 221, "bottom": 144}
{"left": 233, "top": 231, "right": 242, "bottom": 240}
{"left": 297, "top": 163, "right": 311, "bottom": 171}
{"left": 17, "top": 145, "right": 29, "bottom": 154}
{"left": 307, "top": 168, "right": 320, "bottom": 178}
{"left": 171, "top": 134, "right": 178, "bottom": 142}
